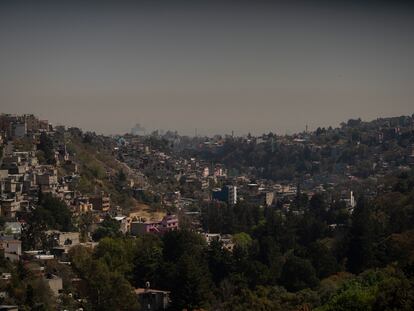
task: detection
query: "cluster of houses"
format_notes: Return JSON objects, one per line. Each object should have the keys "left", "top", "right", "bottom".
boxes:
{"left": 113, "top": 127, "right": 381, "bottom": 249}
{"left": 117, "top": 133, "right": 358, "bottom": 222}
{"left": 0, "top": 114, "right": 182, "bottom": 310}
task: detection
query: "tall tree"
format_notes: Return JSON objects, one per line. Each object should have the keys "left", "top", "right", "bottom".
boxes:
{"left": 346, "top": 198, "right": 375, "bottom": 273}
{"left": 37, "top": 132, "right": 55, "bottom": 164}
{"left": 171, "top": 253, "right": 213, "bottom": 310}
{"left": 280, "top": 256, "right": 319, "bottom": 292}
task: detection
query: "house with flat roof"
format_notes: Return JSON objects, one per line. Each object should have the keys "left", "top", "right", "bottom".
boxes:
{"left": 130, "top": 214, "right": 179, "bottom": 236}
{"left": 135, "top": 287, "right": 170, "bottom": 311}
{"left": 0, "top": 236, "right": 22, "bottom": 261}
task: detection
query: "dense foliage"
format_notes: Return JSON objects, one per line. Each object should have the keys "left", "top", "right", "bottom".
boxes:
{"left": 45, "top": 170, "right": 414, "bottom": 310}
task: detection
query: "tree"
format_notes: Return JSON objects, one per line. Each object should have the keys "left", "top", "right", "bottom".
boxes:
{"left": 69, "top": 245, "right": 138, "bottom": 311}
{"left": 78, "top": 211, "right": 94, "bottom": 242}
{"left": 37, "top": 194, "right": 74, "bottom": 231}
{"left": 346, "top": 199, "right": 375, "bottom": 273}
{"left": 94, "top": 238, "right": 135, "bottom": 276}
{"left": 171, "top": 253, "right": 213, "bottom": 310}
{"left": 307, "top": 242, "right": 339, "bottom": 279}
{"left": 280, "top": 256, "right": 319, "bottom": 292}
{"left": 233, "top": 232, "right": 253, "bottom": 251}
{"left": 309, "top": 194, "right": 327, "bottom": 218}
{"left": 316, "top": 284, "right": 375, "bottom": 311}
{"left": 373, "top": 272, "right": 414, "bottom": 311}
{"left": 92, "top": 215, "right": 121, "bottom": 241}
{"left": 162, "top": 230, "right": 206, "bottom": 263}
{"left": 83, "top": 260, "right": 138, "bottom": 311}
{"left": 132, "top": 235, "right": 163, "bottom": 287}
{"left": 222, "top": 286, "right": 319, "bottom": 311}
{"left": 21, "top": 211, "right": 49, "bottom": 250}
{"left": 207, "top": 239, "right": 233, "bottom": 285}
{"left": 37, "top": 132, "right": 55, "bottom": 164}
{"left": 117, "top": 169, "right": 127, "bottom": 182}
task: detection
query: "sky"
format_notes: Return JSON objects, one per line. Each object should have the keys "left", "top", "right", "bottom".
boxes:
{"left": 0, "top": 0, "right": 413, "bottom": 136}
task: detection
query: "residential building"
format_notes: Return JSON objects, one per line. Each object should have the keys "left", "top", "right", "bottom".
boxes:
{"left": 135, "top": 286, "right": 170, "bottom": 311}
{"left": 45, "top": 274, "right": 63, "bottom": 296}
{"left": 47, "top": 231, "right": 80, "bottom": 248}
{"left": 0, "top": 236, "right": 22, "bottom": 261}
{"left": 90, "top": 192, "right": 110, "bottom": 212}
{"left": 212, "top": 185, "right": 237, "bottom": 206}
{"left": 1, "top": 199, "right": 21, "bottom": 218}
{"left": 130, "top": 215, "right": 179, "bottom": 236}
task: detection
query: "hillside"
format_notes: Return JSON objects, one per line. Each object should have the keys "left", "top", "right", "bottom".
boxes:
{"left": 59, "top": 129, "right": 137, "bottom": 211}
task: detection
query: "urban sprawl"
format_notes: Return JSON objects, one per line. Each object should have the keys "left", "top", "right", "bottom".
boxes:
{"left": 0, "top": 113, "right": 414, "bottom": 310}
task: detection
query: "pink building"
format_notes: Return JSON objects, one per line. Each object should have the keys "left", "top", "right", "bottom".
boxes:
{"left": 130, "top": 215, "right": 179, "bottom": 236}
{"left": 158, "top": 215, "right": 179, "bottom": 233}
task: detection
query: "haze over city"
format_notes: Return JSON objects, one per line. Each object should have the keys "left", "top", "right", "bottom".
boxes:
{"left": 1, "top": 0, "right": 413, "bottom": 135}
{"left": 2, "top": 1, "right": 414, "bottom": 310}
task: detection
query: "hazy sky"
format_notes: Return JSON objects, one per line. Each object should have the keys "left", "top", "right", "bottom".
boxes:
{"left": 1, "top": 1, "right": 413, "bottom": 136}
